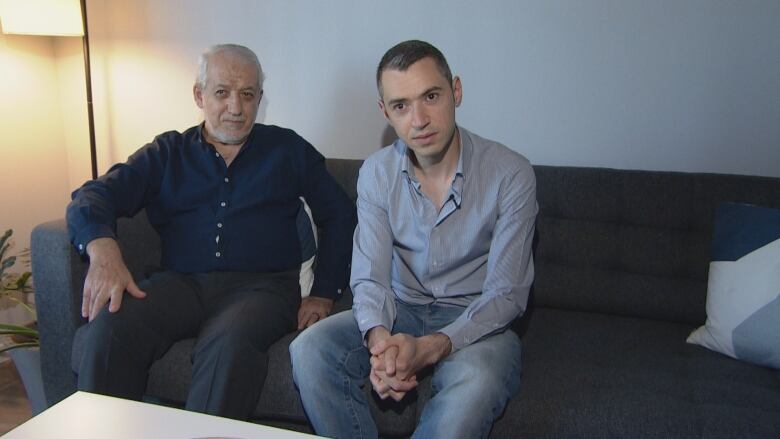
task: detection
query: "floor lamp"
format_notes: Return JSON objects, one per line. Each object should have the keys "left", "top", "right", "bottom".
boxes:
{"left": 0, "top": 0, "right": 98, "bottom": 179}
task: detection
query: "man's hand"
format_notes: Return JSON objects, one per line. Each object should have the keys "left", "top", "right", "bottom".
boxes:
{"left": 367, "top": 326, "right": 417, "bottom": 401}
{"left": 297, "top": 296, "right": 334, "bottom": 330}
{"left": 83, "top": 237, "right": 146, "bottom": 322}
{"left": 370, "top": 332, "right": 452, "bottom": 382}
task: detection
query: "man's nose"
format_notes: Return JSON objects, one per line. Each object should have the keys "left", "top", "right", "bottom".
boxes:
{"left": 227, "top": 94, "right": 242, "bottom": 115}
{"left": 411, "top": 103, "right": 429, "bottom": 129}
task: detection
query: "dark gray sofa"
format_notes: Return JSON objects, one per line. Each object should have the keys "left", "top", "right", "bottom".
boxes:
{"left": 32, "top": 160, "right": 780, "bottom": 438}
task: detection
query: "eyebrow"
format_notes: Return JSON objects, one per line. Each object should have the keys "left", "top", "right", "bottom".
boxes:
{"left": 213, "top": 84, "right": 257, "bottom": 92}
{"left": 386, "top": 86, "right": 444, "bottom": 107}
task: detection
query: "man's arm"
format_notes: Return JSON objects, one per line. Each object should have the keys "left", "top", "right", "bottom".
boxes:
{"left": 67, "top": 142, "right": 165, "bottom": 320}
{"left": 349, "top": 160, "right": 422, "bottom": 400}
{"left": 438, "top": 162, "right": 538, "bottom": 351}
{"left": 349, "top": 160, "right": 397, "bottom": 340}
{"left": 295, "top": 141, "right": 357, "bottom": 328}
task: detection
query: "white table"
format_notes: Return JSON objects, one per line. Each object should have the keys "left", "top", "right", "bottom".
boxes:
{"left": 3, "top": 391, "right": 318, "bottom": 438}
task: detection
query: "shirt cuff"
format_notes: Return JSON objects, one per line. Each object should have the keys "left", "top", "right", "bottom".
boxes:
{"left": 74, "top": 224, "right": 116, "bottom": 256}
{"left": 353, "top": 302, "right": 394, "bottom": 343}
{"left": 309, "top": 278, "right": 342, "bottom": 300}
{"left": 439, "top": 314, "right": 505, "bottom": 352}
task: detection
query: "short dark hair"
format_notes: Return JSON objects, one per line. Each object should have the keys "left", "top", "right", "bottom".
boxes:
{"left": 376, "top": 40, "right": 453, "bottom": 98}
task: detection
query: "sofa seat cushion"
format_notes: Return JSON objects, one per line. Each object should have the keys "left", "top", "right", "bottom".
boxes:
{"left": 493, "top": 308, "right": 780, "bottom": 439}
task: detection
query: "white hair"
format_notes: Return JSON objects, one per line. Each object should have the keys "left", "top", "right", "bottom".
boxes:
{"left": 196, "top": 44, "right": 265, "bottom": 90}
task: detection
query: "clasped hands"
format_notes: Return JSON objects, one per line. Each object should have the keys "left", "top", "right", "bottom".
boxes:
{"left": 367, "top": 326, "right": 452, "bottom": 402}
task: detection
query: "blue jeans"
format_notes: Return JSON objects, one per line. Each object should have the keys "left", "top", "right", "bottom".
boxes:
{"left": 290, "top": 301, "right": 522, "bottom": 439}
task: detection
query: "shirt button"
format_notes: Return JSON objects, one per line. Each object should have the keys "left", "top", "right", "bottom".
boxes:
{"left": 215, "top": 152, "right": 220, "bottom": 157}
{"left": 217, "top": 222, "right": 223, "bottom": 228}
{"left": 215, "top": 251, "right": 221, "bottom": 258}
{"left": 78, "top": 244, "right": 83, "bottom": 250}
{"left": 220, "top": 201, "right": 227, "bottom": 207}
{"left": 224, "top": 177, "right": 229, "bottom": 183}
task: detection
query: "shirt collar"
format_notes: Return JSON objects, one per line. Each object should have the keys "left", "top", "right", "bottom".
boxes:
{"left": 196, "top": 122, "right": 208, "bottom": 146}
{"left": 196, "top": 122, "right": 258, "bottom": 153}
{"left": 398, "top": 126, "right": 471, "bottom": 201}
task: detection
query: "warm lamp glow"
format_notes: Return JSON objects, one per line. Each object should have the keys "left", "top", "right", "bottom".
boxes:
{"left": 0, "top": 0, "right": 83, "bottom": 36}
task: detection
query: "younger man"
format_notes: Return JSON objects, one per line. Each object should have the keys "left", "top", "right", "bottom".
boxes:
{"left": 291, "top": 40, "right": 537, "bottom": 438}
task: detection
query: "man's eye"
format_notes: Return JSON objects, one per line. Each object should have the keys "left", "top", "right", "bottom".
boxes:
{"left": 393, "top": 103, "right": 405, "bottom": 111}
{"left": 427, "top": 93, "right": 439, "bottom": 101}
{"left": 242, "top": 92, "right": 255, "bottom": 98}
{"left": 215, "top": 90, "right": 226, "bottom": 96}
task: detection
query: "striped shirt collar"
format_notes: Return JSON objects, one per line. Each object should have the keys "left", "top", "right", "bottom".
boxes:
{"left": 398, "top": 126, "right": 472, "bottom": 200}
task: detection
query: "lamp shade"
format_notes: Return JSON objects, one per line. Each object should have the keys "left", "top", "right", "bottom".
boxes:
{"left": 0, "top": 0, "right": 83, "bottom": 36}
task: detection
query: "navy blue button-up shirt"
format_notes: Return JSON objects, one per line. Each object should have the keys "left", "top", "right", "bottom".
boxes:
{"left": 67, "top": 123, "right": 356, "bottom": 299}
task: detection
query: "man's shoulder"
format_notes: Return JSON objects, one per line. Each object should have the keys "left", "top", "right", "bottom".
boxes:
{"left": 145, "top": 126, "right": 200, "bottom": 151}
{"left": 354, "top": 143, "right": 405, "bottom": 198}
{"left": 253, "top": 123, "right": 306, "bottom": 143}
{"left": 463, "top": 128, "right": 533, "bottom": 177}
{"left": 360, "top": 142, "right": 403, "bottom": 176}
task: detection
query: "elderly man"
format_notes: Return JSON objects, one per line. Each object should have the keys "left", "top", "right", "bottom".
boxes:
{"left": 291, "top": 40, "right": 537, "bottom": 438}
{"left": 67, "top": 43, "right": 355, "bottom": 420}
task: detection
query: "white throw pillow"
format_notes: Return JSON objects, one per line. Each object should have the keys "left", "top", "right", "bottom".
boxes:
{"left": 299, "top": 198, "right": 318, "bottom": 297}
{"left": 687, "top": 203, "right": 780, "bottom": 369}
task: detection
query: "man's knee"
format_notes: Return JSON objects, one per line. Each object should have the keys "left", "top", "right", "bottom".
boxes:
{"left": 290, "top": 311, "right": 360, "bottom": 377}
{"left": 437, "top": 333, "right": 521, "bottom": 397}
{"left": 85, "top": 304, "right": 147, "bottom": 351}
{"left": 290, "top": 321, "right": 331, "bottom": 373}
{"left": 193, "top": 327, "right": 260, "bottom": 365}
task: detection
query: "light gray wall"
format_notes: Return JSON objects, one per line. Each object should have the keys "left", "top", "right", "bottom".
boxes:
{"left": 90, "top": 0, "right": 780, "bottom": 177}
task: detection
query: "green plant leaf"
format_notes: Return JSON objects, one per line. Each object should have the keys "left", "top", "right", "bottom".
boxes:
{"left": 14, "top": 272, "right": 31, "bottom": 289}
{"left": 0, "top": 229, "right": 11, "bottom": 249}
{"left": 1, "top": 256, "right": 15, "bottom": 270}
{"left": 0, "top": 342, "right": 39, "bottom": 354}
{"left": 0, "top": 323, "right": 38, "bottom": 336}
{"left": 5, "top": 297, "right": 36, "bottom": 317}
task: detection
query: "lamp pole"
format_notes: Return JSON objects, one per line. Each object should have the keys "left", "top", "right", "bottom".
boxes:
{"left": 80, "top": 0, "right": 97, "bottom": 180}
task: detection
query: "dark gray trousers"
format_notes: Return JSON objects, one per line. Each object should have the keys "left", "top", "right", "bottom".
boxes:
{"left": 77, "top": 269, "right": 300, "bottom": 420}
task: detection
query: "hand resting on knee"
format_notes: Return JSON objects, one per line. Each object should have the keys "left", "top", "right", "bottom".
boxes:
{"left": 83, "top": 237, "right": 147, "bottom": 322}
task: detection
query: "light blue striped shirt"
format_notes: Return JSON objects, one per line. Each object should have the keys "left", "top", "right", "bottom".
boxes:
{"left": 351, "top": 126, "right": 538, "bottom": 351}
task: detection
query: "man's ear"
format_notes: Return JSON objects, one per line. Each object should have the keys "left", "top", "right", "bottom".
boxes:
{"left": 193, "top": 84, "right": 204, "bottom": 109}
{"left": 452, "top": 76, "right": 463, "bottom": 108}
{"left": 378, "top": 99, "right": 390, "bottom": 122}
{"left": 256, "top": 90, "right": 264, "bottom": 106}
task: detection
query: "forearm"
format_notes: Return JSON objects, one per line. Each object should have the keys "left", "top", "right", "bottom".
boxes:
{"left": 439, "top": 289, "right": 528, "bottom": 351}
{"left": 67, "top": 181, "right": 120, "bottom": 253}
{"left": 309, "top": 197, "right": 357, "bottom": 299}
{"left": 438, "top": 163, "right": 537, "bottom": 351}
{"left": 366, "top": 325, "right": 391, "bottom": 350}
{"left": 302, "top": 146, "right": 357, "bottom": 299}
{"left": 418, "top": 332, "right": 452, "bottom": 365}
{"left": 86, "top": 237, "right": 122, "bottom": 262}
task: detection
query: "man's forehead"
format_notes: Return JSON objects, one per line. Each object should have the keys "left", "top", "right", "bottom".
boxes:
{"left": 206, "top": 60, "right": 258, "bottom": 89}
{"left": 380, "top": 59, "right": 449, "bottom": 100}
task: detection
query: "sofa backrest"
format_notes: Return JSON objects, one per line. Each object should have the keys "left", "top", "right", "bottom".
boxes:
{"left": 326, "top": 159, "right": 362, "bottom": 203}
{"left": 533, "top": 165, "right": 780, "bottom": 324}
{"left": 117, "top": 159, "right": 780, "bottom": 326}
{"left": 325, "top": 159, "right": 780, "bottom": 325}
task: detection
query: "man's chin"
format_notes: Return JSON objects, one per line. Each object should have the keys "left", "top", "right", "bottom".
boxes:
{"left": 213, "top": 131, "right": 249, "bottom": 145}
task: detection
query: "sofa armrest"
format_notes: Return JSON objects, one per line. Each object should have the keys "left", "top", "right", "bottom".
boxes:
{"left": 31, "top": 219, "right": 87, "bottom": 406}
{"left": 31, "top": 211, "right": 162, "bottom": 408}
